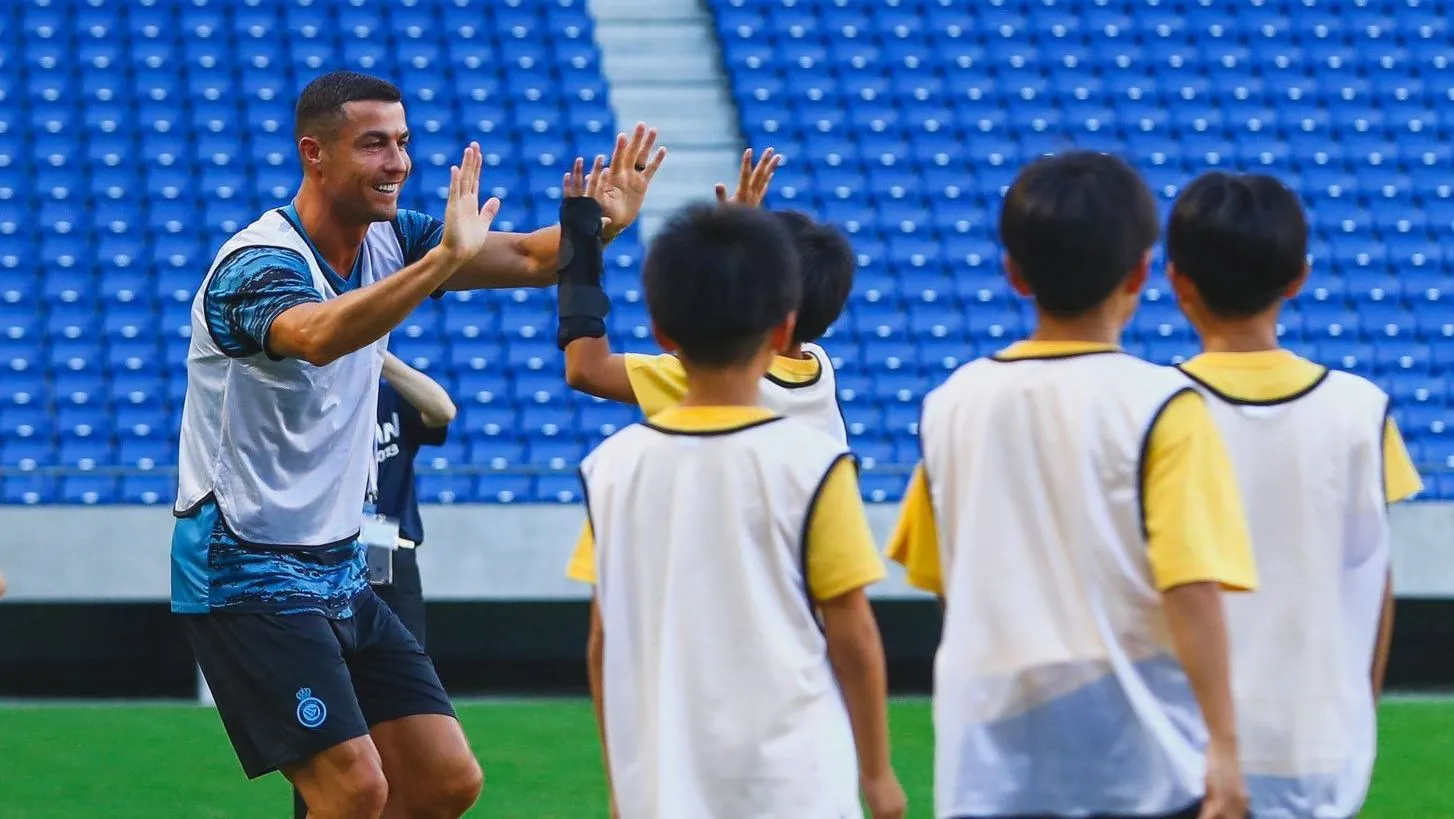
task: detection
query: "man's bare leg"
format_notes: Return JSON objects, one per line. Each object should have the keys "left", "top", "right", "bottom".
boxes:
{"left": 284, "top": 735, "right": 390, "bottom": 819}
{"left": 371, "top": 713, "right": 483, "bottom": 819}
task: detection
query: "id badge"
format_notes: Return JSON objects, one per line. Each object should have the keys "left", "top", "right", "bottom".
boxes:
{"left": 360, "top": 515, "right": 400, "bottom": 586}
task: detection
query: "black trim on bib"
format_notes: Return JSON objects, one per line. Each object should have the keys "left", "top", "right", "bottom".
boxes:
{"left": 1174, "top": 363, "right": 1332, "bottom": 407}
{"left": 987, "top": 349, "right": 1127, "bottom": 363}
{"left": 576, "top": 465, "right": 597, "bottom": 574}
{"left": 763, "top": 348, "right": 825, "bottom": 389}
{"left": 798, "top": 452, "right": 859, "bottom": 633}
{"left": 640, "top": 415, "right": 786, "bottom": 438}
{"left": 1136, "top": 387, "right": 1198, "bottom": 543}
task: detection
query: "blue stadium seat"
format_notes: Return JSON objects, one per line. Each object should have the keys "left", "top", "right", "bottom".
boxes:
{"left": 475, "top": 474, "right": 532, "bottom": 504}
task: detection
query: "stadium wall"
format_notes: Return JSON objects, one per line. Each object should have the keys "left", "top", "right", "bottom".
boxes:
{"left": 2, "top": 504, "right": 1452, "bottom": 698}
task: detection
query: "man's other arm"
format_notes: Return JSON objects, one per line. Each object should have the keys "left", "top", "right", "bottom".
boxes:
{"left": 381, "top": 351, "right": 456, "bottom": 428}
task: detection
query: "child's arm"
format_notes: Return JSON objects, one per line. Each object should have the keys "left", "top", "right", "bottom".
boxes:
{"left": 1143, "top": 390, "right": 1256, "bottom": 818}
{"left": 565, "top": 524, "right": 619, "bottom": 817}
{"left": 884, "top": 463, "right": 945, "bottom": 598}
{"left": 809, "top": 456, "right": 906, "bottom": 819}
{"left": 1372, "top": 569, "right": 1395, "bottom": 698}
{"left": 586, "top": 594, "right": 619, "bottom": 818}
{"left": 1373, "top": 414, "right": 1418, "bottom": 697}
{"left": 820, "top": 589, "right": 904, "bottom": 819}
{"left": 1161, "top": 581, "right": 1244, "bottom": 818}
{"left": 564, "top": 337, "right": 639, "bottom": 405}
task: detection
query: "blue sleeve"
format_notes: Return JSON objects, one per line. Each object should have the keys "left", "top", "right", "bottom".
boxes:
{"left": 394, "top": 209, "right": 445, "bottom": 266}
{"left": 204, "top": 247, "right": 321, "bottom": 359}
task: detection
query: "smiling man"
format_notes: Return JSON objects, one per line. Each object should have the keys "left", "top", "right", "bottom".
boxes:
{"left": 170, "top": 71, "right": 661, "bottom": 819}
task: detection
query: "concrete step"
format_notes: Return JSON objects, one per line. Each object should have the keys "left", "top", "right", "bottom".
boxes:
{"left": 599, "top": 51, "right": 723, "bottom": 83}
{"left": 594, "top": 21, "right": 716, "bottom": 56}
{"left": 589, "top": 0, "right": 706, "bottom": 23}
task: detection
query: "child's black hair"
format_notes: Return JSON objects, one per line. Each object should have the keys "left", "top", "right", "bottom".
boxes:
{"left": 1168, "top": 171, "right": 1309, "bottom": 317}
{"left": 998, "top": 151, "right": 1160, "bottom": 317}
{"left": 643, "top": 204, "right": 803, "bottom": 368}
{"left": 770, "top": 210, "right": 855, "bottom": 344}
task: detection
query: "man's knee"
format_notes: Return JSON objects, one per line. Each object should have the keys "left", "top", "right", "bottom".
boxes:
{"left": 330, "top": 764, "right": 388, "bottom": 819}
{"left": 421, "top": 753, "right": 483, "bottom": 819}
{"left": 290, "top": 739, "right": 390, "bottom": 819}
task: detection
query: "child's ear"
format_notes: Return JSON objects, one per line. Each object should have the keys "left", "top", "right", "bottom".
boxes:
{"left": 1285, "top": 261, "right": 1310, "bottom": 299}
{"left": 770, "top": 311, "right": 798, "bottom": 353}
{"left": 651, "top": 322, "right": 679, "bottom": 354}
{"left": 1123, "top": 249, "right": 1152, "bottom": 295}
{"left": 1166, "top": 262, "right": 1200, "bottom": 309}
{"left": 1004, "top": 255, "right": 1033, "bottom": 297}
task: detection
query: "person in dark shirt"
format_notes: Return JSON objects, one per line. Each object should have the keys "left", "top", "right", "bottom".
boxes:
{"left": 293, "top": 349, "right": 456, "bottom": 819}
{"left": 369, "top": 350, "right": 456, "bottom": 644}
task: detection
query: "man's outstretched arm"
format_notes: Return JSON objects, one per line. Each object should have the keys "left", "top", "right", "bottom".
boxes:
{"left": 441, "top": 122, "right": 667, "bottom": 292}
{"left": 269, "top": 144, "right": 500, "bottom": 366}
{"left": 438, "top": 226, "right": 563, "bottom": 291}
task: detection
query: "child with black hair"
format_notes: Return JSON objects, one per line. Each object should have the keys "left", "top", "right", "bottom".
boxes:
{"left": 563, "top": 194, "right": 904, "bottom": 819}
{"left": 1166, "top": 171, "right": 1422, "bottom": 819}
{"left": 887, "top": 151, "right": 1257, "bottom": 819}
{"left": 559, "top": 148, "right": 854, "bottom": 445}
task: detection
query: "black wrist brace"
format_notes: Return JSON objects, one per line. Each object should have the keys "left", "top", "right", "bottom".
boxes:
{"left": 556, "top": 197, "right": 609, "bottom": 350}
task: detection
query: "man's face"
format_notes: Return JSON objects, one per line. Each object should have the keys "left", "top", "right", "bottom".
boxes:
{"left": 313, "top": 100, "right": 411, "bottom": 224}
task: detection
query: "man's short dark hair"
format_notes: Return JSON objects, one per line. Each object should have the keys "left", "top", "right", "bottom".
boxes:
{"left": 998, "top": 151, "right": 1159, "bottom": 317}
{"left": 1168, "top": 172, "right": 1309, "bottom": 317}
{"left": 771, "top": 210, "right": 855, "bottom": 344}
{"left": 295, "top": 71, "right": 402, "bottom": 141}
{"left": 644, "top": 204, "right": 802, "bottom": 368}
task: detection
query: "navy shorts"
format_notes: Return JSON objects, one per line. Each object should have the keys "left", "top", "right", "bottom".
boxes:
{"left": 181, "top": 587, "right": 455, "bottom": 779}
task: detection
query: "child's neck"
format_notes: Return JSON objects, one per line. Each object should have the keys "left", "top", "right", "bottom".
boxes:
{"left": 1195, "top": 312, "right": 1282, "bottom": 354}
{"left": 780, "top": 342, "right": 807, "bottom": 359}
{"left": 678, "top": 366, "right": 765, "bottom": 408}
{"left": 1029, "top": 311, "right": 1123, "bottom": 346}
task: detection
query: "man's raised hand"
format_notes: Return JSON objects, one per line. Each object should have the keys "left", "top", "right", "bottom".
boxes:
{"left": 592, "top": 122, "right": 667, "bottom": 241}
{"left": 715, "top": 147, "right": 782, "bottom": 208}
{"left": 439, "top": 142, "right": 502, "bottom": 266}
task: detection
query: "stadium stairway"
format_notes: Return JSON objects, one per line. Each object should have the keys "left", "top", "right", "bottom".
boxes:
{"left": 590, "top": 0, "right": 744, "bottom": 238}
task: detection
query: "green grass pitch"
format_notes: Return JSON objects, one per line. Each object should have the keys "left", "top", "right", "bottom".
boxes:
{"left": 0, "top": 698, "right": 1450, "bottom": 817}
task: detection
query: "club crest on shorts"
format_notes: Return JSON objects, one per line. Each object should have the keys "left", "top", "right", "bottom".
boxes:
{"left": 295, "top": 688, "right": 327, "bottom": 729}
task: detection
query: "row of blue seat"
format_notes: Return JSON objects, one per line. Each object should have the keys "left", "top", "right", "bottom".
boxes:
{"left": 716, "top": 1, "right": 1444, "bottom": 32}
{"left": 12, "top": 467, "right": 1454, "bottom": 507}
{"left": 8, "top": 415, "right": 1454, "bottom": 462}
{"left": 5, "top": 402, "right": 1454, "bottom": 457}
{"left": 4, "top": 9, "right": 590, "bottom": 38}
{"left": 731, "top": 75, "right": 1454, "bottom": 110}
{"left": 8, "top": 350, "right": 1454, "bottom": 412}
{"left": 0, "top": 472, "right": 912, "bottom": 507}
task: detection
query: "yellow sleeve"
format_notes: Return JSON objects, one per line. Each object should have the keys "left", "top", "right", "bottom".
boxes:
{"left": 884, "top": 463, "right": 943, "bottom": 595}
{"left": 1383, "top": 416, "right": 1423, "bottom": 504}
{"left": 806, "top": 456, "right": 888, "bottom": 601}
{"left": 623, "top": 353, "right": 689, "bottom": 418}
{"left": 565, "top": 521, "right": 596, "bottom": 584}
{"left": 1144, "top": 390, "right": 1259, "bottom": 593}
